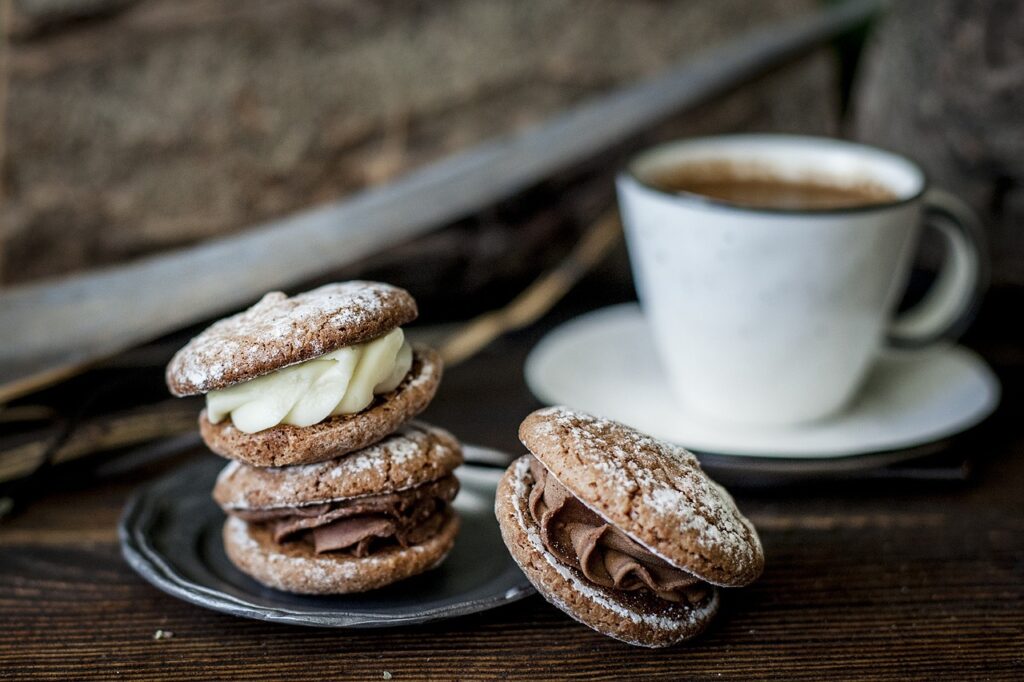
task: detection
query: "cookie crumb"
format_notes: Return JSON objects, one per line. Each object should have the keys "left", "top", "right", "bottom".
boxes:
{"left": 153, "top": 630, "right": 174, "bottom": 640}
{"left": 382, "top": 672, "right": 393, "bottom": 680}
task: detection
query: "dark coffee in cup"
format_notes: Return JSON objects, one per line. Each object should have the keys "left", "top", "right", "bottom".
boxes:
{"left": 649, "top": 161, "right": 898, "bottom": 211}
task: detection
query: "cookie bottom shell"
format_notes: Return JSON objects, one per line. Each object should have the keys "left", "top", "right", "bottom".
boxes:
{"left": 223, "top": 510, "right": 459, "bottom": 594}
{"left": 495, "top": 455, "right": 718, "bottom": 647}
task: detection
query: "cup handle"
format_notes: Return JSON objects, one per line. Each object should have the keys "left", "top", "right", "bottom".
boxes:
{"left": 886, "top": 188, "right": 988, "bottom": 349}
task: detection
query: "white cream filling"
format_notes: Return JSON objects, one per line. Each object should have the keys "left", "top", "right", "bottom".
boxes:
{"left": 206, "top": 327, "right": 413, "bottom": 434}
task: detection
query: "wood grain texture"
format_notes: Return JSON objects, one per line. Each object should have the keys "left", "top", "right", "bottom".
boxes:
{"left": 1, "top": 288, "right": 1022, "bottom": 681}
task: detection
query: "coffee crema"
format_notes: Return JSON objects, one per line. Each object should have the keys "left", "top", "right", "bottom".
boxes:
{"left": 647, "top": 162, "right": 899, "bottom": 210}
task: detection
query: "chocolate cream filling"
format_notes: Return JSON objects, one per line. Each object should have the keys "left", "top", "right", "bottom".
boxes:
{"left": 232, "top": 475, "right": 458, "bottom": 557}
{"left": 527, "top": 456, "right": 707, "bottom": 603}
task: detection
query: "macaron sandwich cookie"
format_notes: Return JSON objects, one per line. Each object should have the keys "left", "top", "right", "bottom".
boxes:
{"left": 166, "top": 281, "right": 461, "bottom": 594}
{"left": 167, "top": 281, "right": 442, "bottom": 467}
{"left": 214, "top": 422, "right": 462, "bottom": 594}
{"left": 496, "top": 407, "right": 764, "bottom": 647}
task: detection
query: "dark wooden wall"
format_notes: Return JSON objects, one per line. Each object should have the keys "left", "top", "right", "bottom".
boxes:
{"left": 854, "top": 0, "right": 1024, "bottom": 286}
{"left": 0, "top": 0, "right": 834, "bottom": 287}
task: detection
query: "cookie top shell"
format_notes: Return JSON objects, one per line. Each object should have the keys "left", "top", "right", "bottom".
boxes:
{"left": 518, "top": 406, "right": 763, "bottom": 587}
{"left": 213, "top": 421, "right": 462, "bottom": 510}
{"left": 166, "top": 281, "right": 417, "bottom": 396}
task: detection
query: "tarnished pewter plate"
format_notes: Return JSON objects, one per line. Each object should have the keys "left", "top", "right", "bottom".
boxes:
{"left": 121, "top": 446, "right": 533, "bottom": 627}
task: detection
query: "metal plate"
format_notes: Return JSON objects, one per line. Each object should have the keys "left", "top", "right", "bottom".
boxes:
{"left": 120, "top": 447, "right": 533, "bottom": 627}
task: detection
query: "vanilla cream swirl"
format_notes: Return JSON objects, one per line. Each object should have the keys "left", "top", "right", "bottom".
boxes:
{"left": 206, "top": 327, "right": 412, "bottom": 434}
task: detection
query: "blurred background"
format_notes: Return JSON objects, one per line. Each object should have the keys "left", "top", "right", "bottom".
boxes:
{"left": 2, "top": 0, "right": 1020, "bottom": 301}
{"left": 0, "top": 0, "right": 1022, "bottom": 496}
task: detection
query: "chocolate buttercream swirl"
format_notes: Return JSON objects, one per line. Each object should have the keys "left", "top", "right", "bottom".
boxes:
{"left": 232, "top": 475, "right": 458, "bottom": 557}
{"left": 527, "top": 457, "right": 704, "bottom": 603}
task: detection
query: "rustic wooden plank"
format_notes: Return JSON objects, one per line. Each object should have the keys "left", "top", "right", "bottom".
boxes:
{"left": 0, "top": 448, "right": 1021, "bottom": 681}
{"left": 0, "top": 0, "right": 878, "bottom": 402}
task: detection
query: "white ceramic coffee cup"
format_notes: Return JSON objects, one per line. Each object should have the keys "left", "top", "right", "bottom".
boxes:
{"left": 616, "top": 134, "right": 986, "bottom": 426}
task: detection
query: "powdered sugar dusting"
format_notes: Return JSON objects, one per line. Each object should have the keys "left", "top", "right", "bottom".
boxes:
{"left": 167, "top": 282, "right": 416, "bottom": 396}
{"left": 523, "top": 406, "right": 763, "bottom": 586}
{"left": 215, "top": 460, "right": 241, "bottom": 486}
{"left": 509, "top": 457, "right": 718, "bottom": 638}
{"left": 216, "top": 422, "right": 461, "bottom": 509}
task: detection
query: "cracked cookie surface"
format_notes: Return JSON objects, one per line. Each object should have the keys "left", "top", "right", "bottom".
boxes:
{"left": 518, "top": 406, "right": 764, "bottom": 587}
{"left": 213, "top": 421, "right": 463, "bottom": 510}
{"left": 167, "top": 281, "right": 417, "bottom": 396}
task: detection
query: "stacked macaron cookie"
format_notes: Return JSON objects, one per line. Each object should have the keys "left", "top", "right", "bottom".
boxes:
{"left": 496, "top": 406, "right": 764, "bottom": 647}
{"left": 166, "top": 281, "right": 462, "bottom": 594}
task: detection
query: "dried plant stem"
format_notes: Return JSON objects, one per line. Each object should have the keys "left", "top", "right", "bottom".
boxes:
{"left": 0, "top": 405, "right": 58, "bottom": 423}
{"left": 0, "top": 401, "right": 198, "bottom": 484}
{"left": 440, "top": 211, "right": 622, "bottom": 366}
{"left": 0, "top": 212, "right": 619, "bottom": 479}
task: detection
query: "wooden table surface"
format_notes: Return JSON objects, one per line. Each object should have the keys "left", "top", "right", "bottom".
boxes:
{"left": 2, "top": 289, "right": 1022, "bottom": 681}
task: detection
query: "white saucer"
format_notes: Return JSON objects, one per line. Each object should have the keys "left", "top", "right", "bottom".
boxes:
{"left": 525, "top": 304, "right": 1000, "bottom": 459}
